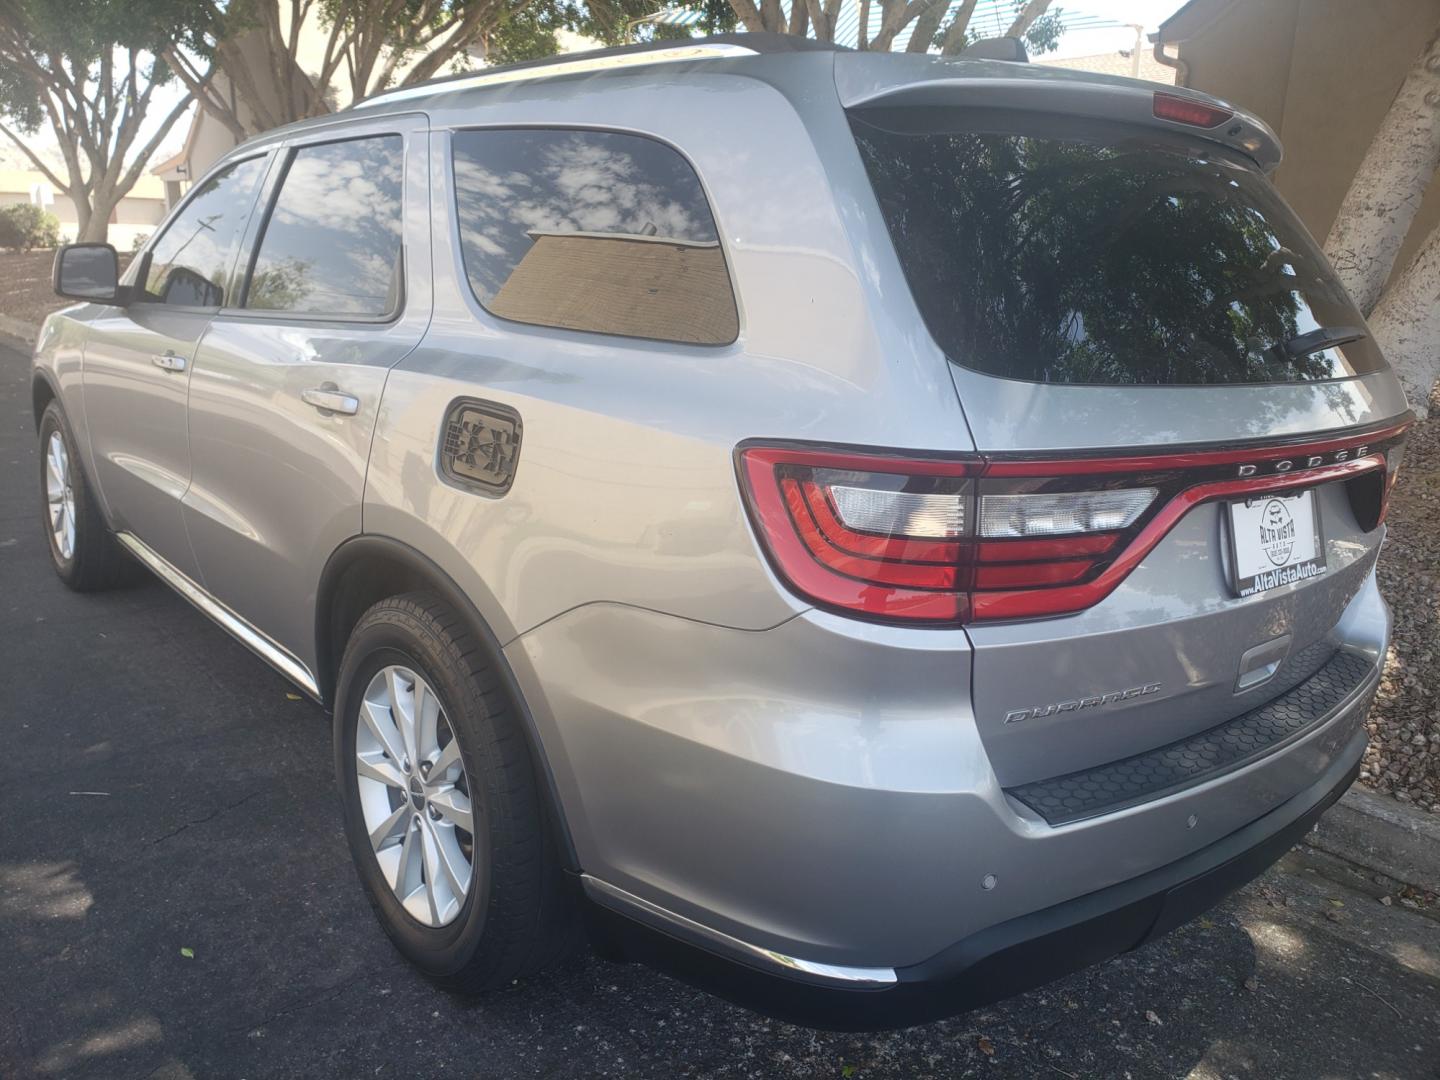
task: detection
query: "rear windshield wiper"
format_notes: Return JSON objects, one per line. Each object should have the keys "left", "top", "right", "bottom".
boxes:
{"left": 1281, "top": 325, "right": 1367, "bottom": 358}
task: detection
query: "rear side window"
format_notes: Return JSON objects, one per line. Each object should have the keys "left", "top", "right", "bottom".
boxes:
{"left": 245, "top": 136, "right": 404, "bottom": 317}
{"left": 851, "top": 109, "right": 1387, "bottom": 386}
{"left": 451, "top": 128, "right": 737, "bottom": 345}
{"left": 143, "top": 156, "right": 266, "bottom": 307}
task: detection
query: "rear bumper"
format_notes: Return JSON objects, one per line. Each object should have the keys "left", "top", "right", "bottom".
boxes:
{"left": 588, "top": 728, "right": 1365, "bottom": 1030}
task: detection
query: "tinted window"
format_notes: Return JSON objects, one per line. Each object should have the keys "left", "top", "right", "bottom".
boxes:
{"left": 245, "top": 136, "right": 404, "bottom": 317}
{"left": 851, "top": 109, "right": 1387, "bottom": 386}
{"left": 143, "top": 156, "right": 266, "bottom": 307}
{"left": 451, "top": 129, "right": 737, "bottom": 345}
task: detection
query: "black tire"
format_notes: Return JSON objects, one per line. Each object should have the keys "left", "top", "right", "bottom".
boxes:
{"left": 333, "top": 592, "right": 579, "bottom": 991}
{"left": 37, "top": 400, "right": 136, "bottom": 591}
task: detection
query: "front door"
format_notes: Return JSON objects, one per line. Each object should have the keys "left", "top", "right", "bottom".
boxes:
{"left": 82, "top": 154, "right": 270, "bottom": 580}
{"left": 182, "top": 119, "right": 431, "bottom": 668}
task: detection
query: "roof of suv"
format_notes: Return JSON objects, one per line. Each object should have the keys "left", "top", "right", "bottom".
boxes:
{"left": 237, "top": 32, "right": 1280, "bottom": 174}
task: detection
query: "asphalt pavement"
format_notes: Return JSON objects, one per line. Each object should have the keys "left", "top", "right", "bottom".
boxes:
{"left": 1, "top": 338, "right": 1438, "bottom": 1080}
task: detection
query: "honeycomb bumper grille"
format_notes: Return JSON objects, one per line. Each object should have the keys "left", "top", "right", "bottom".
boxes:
{"left": 1008, "top": 648, "right": 1377, "bottom": 827}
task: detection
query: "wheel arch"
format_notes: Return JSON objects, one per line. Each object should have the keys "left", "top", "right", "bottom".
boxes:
{"left": 32, "top": 367, "right": 61, "bottom": 431}
{"left": 316, "top": 534, "right": 580, "bottom": 871}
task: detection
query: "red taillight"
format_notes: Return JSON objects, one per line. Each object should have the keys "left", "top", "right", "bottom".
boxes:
{"left": 739, "top": 447, "right": 975, "bottom": 622}
{"left": 738, "top": 424, "right": 1409, "bottom": 626}
{"left": 1153, "top": 91, "right": 1233, "bottom": 128}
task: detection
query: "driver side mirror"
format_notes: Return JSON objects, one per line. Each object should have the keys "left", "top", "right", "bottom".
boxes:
{"left": 53, "top": 243, "right": 121, "bottom": 304}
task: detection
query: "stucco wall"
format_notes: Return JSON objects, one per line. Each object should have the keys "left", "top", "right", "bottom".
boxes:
{"left": 1171, "top": 0, "right": 1440, "bottom": 284}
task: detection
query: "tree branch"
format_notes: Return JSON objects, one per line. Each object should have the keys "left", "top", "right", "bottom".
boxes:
{"left": 0, "top": 121, "right": 68, "bottom": 190}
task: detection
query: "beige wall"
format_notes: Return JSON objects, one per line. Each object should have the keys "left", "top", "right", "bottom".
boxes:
{"left": 1170, "top": 0, "right": 1440, "bottom": 280}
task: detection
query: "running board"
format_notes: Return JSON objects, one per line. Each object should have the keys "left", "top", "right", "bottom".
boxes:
{"left": 115, "top": 531, "right": 321, "bottom": 701}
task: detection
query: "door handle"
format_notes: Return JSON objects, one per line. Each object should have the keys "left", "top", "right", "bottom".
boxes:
{"left": 152, "top": 352, "right": 187, "bottom": 372}
{"left": 301, "top": 387, "right": 360, "bottom": 416}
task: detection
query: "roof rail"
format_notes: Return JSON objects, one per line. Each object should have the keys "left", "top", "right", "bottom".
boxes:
{"left": 351, "top": 33, "right": 836, "bottom": 111}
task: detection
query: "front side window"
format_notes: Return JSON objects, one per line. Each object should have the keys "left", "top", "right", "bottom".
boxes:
{"left": 451, "top": 128, "right": 737, "bottom": 345}
{"left": 851, "top": 109, "right": 1387, "bottom": 386}
{"left": 245, "top": 135, "right": 404, "bottom": 317}
{"left": 143, "top": 156, "right": 266, "bottom": 307}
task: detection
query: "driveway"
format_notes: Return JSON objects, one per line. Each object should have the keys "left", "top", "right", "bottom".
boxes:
{"left": 1, "top": 339, "right": 1437, "bottom": 1080}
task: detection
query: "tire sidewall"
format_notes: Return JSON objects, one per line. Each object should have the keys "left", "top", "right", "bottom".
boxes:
{"left": 334, "top": 624, "right": 493, "bottom": 976}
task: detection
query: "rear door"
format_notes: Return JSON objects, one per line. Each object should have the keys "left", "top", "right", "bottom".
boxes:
{"left": 181, "top": 116, "right": 430, "bottom": 668}
{"left": 846, "top": 95, "right": 1410, "bottom": 798}
{"left": 81, "top": 155, "right": 269, "bottom": 580}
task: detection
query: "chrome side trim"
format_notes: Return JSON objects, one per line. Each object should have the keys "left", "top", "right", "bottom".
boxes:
{"left": 581, "top": 874, "right": 898, "bottom": 988}
{"left": 116, "top": 531, "right": 321, "bottom": 700}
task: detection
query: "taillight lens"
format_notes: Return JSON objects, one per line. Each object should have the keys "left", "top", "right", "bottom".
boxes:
{"left": 740, "top": 447, "right": 976, "bottom": 622}
{"left": 977, "top": 489, "right": 1156, "bottom": 538}
{"left": 1153, "top": 91, "right": 1233, "bottom": 128}
{"left": 738, "top": 447, "right": 1155, "bottom": 624}
{"left": 738, "top": 425, "right": 1408, "bottom": 626}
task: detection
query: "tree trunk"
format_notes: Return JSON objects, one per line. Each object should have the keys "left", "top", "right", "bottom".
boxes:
{"left": 1369, "top": 219, "right": 1440, "bottom": 419}
{"left": 906, "top": 0, "right": 949, "bottom": 53}
{"left": 939, "top": 0, "right": 980, "bottom": 56}
{"left": 1005, "top": 0, "right": 1053, "bottom": 39}
{"left": 76, "top": 212, "right": 110, "bottom": 244}
{"left": 1324, "top": 24, "right": 1440, "bottom": 317}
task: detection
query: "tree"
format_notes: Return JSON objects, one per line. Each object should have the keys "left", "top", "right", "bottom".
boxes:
{"left": 724, "top": 0, "right": 1059, "bottom": 55}
{"left": 1324, "top": 23, "right": 1440, "bottom": 418}
{"left": 167, "top": 0, "right": 558, "bottom": 138}
{"left": 484, "top": 0, "right": 737, "bottom": 65}
{"left": 0, "top": 0, "right": 214, "bottom": 243}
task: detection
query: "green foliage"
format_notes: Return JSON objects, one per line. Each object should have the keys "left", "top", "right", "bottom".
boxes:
{"left": 480, "top": 0, "right": 738, "bottom": 66}
{"left": 0, "top": 204, "right": 61, "bottom": 251}
{"left": 0, "top": 0, "right": 206, "bottom": 129}
{"left": 1022, "top": 8, "right": 1063, "bottom": 55}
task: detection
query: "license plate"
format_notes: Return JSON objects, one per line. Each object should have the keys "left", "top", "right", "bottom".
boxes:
{"left": 1227, "top": 490, "right": 1326, "bottom": 597}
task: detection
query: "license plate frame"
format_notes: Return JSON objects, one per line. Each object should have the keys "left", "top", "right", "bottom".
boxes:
{"left": 1225, "top": 489, "right": 1326, "bottom": 597}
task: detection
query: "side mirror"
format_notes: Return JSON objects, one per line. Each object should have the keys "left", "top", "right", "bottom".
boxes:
{"left": 53, "top": 243, "right": 121, "bottom": 304}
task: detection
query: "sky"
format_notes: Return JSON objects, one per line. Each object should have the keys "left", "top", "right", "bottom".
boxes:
{"left": 2, "top": 0, "right": 1189, "bottom": 177}
{"left": 1046, "top": 0, "right": 1186, "bottom": 59}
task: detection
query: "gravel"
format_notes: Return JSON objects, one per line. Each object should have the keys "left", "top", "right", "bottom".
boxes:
{"left": 1364, "top": 386, "right": 1440, "bottom": 813}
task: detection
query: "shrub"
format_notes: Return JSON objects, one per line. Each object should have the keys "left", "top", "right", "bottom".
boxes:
{"left": 0, "top": 203, "right": 61, "bottom": 252}
{"left": 129, "top": 231, "right": 150, "bottom": 254}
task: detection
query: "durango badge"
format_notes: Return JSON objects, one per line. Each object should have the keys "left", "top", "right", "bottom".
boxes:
{"left": 1004, "top": 683, "right": 1162, "bottom": 725}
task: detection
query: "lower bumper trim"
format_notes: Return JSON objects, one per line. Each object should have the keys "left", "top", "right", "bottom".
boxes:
{"left": 586, "top": 729, "right": 1365, "bottom": 1031}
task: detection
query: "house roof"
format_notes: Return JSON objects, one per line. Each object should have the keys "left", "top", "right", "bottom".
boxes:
{"left": 1033, "top": 50, "right": 1178, "bottom": 85}
{"left": 1154, "top": 0, "right": 1237, "bottom": 42}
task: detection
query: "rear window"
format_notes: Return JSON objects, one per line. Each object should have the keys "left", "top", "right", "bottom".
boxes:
{"left": 451, "top": 128, "right": 737, "bottom": 346}
{"left": 850, "top": 109, "right": 1387, "bottom": 386}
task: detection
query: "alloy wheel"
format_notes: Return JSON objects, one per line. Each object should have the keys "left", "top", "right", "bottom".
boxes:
{"left": 45, "top": 431, "right": 76, "bottom": 561}
{"left": 355, "top": 664, "right": 476, "bottom": 927}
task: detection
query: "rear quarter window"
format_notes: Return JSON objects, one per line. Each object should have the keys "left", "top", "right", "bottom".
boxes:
{"left": 451, "top": 128, "right": 737, "bottom": 346}
{"left": 850, "top": 108, "right": 1387, "bottom": 386}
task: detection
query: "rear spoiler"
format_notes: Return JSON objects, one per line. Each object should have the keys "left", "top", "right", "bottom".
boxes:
{"left": 833, "top": 52, "right": 1281, "bottom": 173}
{"left": 956, "top": 37, "right": 1029, "bottom": 62}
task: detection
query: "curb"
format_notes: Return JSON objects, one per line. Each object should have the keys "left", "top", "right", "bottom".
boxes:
{"left": 1311, "top": 787, "right": 1440, "bottom": 893}
{"left": 0, "top": 314, "right": 38, "bottom": 348}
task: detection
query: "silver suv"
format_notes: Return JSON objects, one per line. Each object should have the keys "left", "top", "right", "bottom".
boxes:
{"left": 33, "top": 35, "right": 1412, "bottom": 1029}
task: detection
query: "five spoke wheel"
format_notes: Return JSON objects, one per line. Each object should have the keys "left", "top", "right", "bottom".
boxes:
{"left": 355, "top": 664, "right": 475, "bottom": 927}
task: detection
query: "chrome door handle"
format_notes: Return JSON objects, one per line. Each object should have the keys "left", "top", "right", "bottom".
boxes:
{"left": 152, "top": 352, "right": 187, "bottom": 372}
{"left": 301, "top": 387, "right": 360, "bottom": 416}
